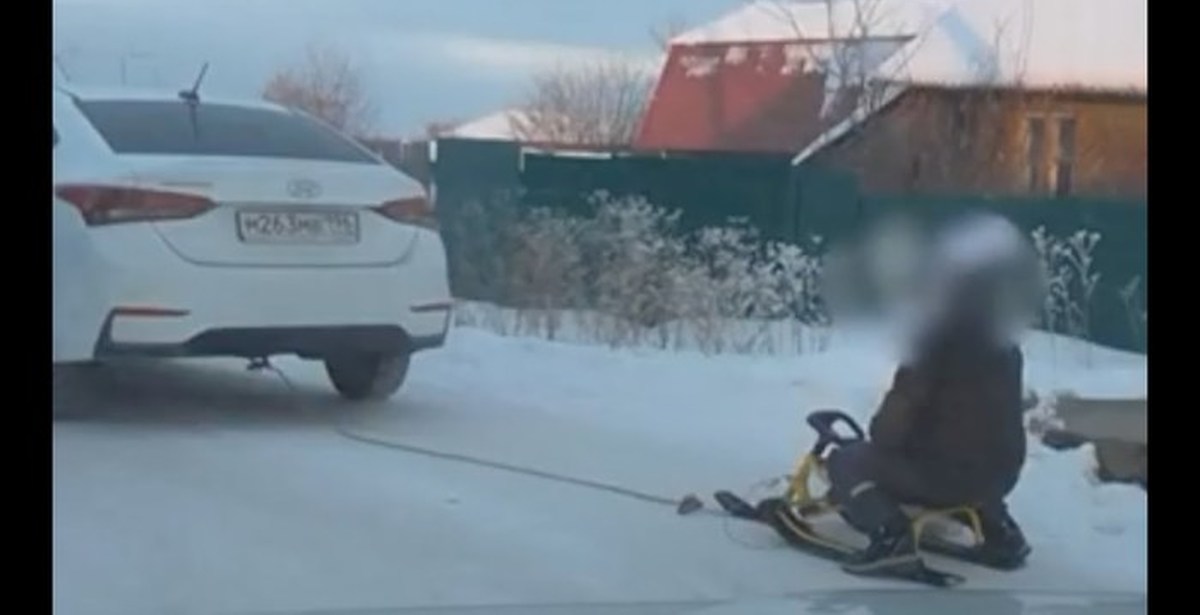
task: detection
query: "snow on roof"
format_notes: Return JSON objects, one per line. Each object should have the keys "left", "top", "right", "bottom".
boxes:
{"left": 445, "top": 109, "right": 529, "bottom": 141}
{"left": 790, "top": 82, "right": 907, "bottom": 163}
{"left": 672, "top": 0, "right": 950, "bottom": 45}
{"left": 878, "top": 0, "right": 1147, "bottom": 92}
{"left": 677, "top": 0, "right": 1144, "bottom": 93}
{"left": 792, "top": 0, "right": 1146, "bottom": 164}
{"left": 446, "top": 108, "right": 602, "bottom": 146}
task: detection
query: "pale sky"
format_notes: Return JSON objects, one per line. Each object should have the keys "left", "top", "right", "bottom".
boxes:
{"left": 52, "top": 0, "right": 738, "bottom": 137}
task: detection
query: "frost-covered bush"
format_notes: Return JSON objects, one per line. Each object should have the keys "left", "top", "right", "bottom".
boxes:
{"left": 503, "top": 208, "right": 589, "bottom": 339}
{"left": 1031, "top": 227, "right": 1101, "bottom": 340}
{"left": 469, "top": 193, "right": 829, "bottom": 354}
{"left": 580, "top": 195, "right": 688, "bottom": 338}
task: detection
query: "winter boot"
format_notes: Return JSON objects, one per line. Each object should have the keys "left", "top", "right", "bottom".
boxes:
{"left": 842, "top": 523, "right": 921, "bottom": 575}
{"left": 974, "top": 509, "right": 1031, "bottom": 570}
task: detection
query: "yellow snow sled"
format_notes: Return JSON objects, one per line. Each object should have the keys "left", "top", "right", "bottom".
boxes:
{"left": 713, "top": 410, "right": 992, "bottom": 564}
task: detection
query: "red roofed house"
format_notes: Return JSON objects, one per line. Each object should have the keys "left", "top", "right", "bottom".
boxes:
{"left": 634, "top": 0, "right": 932, "bottom": 154}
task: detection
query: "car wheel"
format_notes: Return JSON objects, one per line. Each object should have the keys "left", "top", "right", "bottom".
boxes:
{"left": 324, "top": 352, "right": 410, "bottom": 402}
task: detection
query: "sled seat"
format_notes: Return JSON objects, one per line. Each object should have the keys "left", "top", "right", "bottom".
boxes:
{"left": 788, "top": 483, "right": 985, "bottom": 546}
{"left": 785, "top": 453, "right": 986, "bottom": 544}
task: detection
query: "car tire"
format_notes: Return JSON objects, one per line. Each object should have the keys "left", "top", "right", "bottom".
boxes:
{"left": 324, "top": 352, "right": 410, "bottom": 402}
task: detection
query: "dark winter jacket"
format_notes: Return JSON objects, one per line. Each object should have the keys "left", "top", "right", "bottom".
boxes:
{"left": 869, "top": 324, "right": 1027, "bottom": 505}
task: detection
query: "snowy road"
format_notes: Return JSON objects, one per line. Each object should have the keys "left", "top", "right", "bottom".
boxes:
{"left": 53, "top": 328, "right": 1147, "bottom": 615}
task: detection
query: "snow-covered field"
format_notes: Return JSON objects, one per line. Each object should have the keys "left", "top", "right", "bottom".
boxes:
{"left": 52, "top": 321, "right": 1146, "bottom": 615}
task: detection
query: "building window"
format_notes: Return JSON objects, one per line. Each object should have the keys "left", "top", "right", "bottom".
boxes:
{"left": 1055, "top": 116, "right": 1076, "bottom": 197}
{"left": 1027, "top": 113, "right": 1077, "bottom": 196}
{"left": 1026, "top": 116, "right": 1046, "bottom": 192}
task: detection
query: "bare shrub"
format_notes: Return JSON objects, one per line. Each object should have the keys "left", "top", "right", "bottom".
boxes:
{"left": 262, "top": 43, "right": 376, "bottom": 136}
{"left": 510, "top": 60, "right": 653, "bottom": 147}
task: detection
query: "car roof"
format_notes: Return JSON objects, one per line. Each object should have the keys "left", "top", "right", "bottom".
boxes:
{"left": 54, "top": 84, "right": 290, "bottom": 114}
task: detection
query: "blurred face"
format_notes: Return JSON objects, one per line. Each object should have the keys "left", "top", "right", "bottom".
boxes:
{"left": 917, "top": 214, "right": 1045, "bottom": 343}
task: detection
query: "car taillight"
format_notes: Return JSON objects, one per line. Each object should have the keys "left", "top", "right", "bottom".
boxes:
{"left": 55, "top": 184, "right": 216, "bottom": 226}
{"left": 372, "top": 197, "right": 438, "bottom": 230}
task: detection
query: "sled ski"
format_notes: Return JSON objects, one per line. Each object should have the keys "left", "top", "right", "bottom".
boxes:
{"left": 713, "top": 490, "right": 760, "bottom": 520}
{"left": 841, "top": 557, "right": 965, "bottom": 588}
{"left": 716, "top": 488, "right": 1012, "bottom": 573}
{"left": 715, "top": 491, "right": 964, "bottom": 588}
{"left": 917, "top": 534, "right": 1027, "bottom": 571}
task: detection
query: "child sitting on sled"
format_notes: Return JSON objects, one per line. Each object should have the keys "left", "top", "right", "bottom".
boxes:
{"left": 828, "top": 213, "right": 1039, "bottom": 575}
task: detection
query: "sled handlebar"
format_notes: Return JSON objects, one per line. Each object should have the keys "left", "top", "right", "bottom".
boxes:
{"left": 806, "top": 410, "right": 866, "bottom": 456}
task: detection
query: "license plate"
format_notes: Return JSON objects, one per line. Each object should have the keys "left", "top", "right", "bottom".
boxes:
{"left": 236, "top": 209, "right": 360, "bottom": 245}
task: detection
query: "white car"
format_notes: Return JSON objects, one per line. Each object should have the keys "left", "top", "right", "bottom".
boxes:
{"left": 52, "top": 84, "right": 452, "bottom": 402}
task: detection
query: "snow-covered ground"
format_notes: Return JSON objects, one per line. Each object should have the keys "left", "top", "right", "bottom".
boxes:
{"left": 52, "top": 322, "right": 1146, "bottom": 615}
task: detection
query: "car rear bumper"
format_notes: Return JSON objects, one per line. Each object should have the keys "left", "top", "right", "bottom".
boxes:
{"left": 95, "top": 322, "right": 448, "bottom": 359}
{"left": 87, "top": 226, "right": 452, "bottom": 358}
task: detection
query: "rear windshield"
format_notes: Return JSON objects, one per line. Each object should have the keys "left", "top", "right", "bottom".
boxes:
{"left": 76, "top": 100, "right": 379, "bottom": 164}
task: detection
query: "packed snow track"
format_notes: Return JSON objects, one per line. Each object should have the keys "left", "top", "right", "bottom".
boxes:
{"left": 53, "top": 328, "right": 1146, "bottom": 615}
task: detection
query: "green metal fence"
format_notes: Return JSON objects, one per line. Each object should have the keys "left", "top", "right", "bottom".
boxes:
{"left": 522, "top": 150, "right": 796, "bottom": 239}
{"left": 432, "top": 138, "right": 1146, "bottom": 352}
